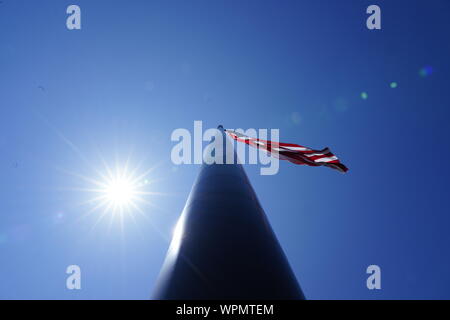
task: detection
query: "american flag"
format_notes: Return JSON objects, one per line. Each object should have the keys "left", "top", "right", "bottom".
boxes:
{"left": 226, "top": 129, "right": 348, "bottom": 173}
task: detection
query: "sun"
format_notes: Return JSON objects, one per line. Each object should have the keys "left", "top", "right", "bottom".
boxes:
{"left": 60, "top": 154, "right": 170, "bottom": 237}
{"left": 45, "top": 127, "right": 166, "bottom": 232}
{"left": 88, "top": 164, "right": 153, "bottom": 217}
{"left": 104, "top": 177, "right": 136, "bottom": 207}
{"left": 71, "top": 159, "right": 163, "bottom": 227}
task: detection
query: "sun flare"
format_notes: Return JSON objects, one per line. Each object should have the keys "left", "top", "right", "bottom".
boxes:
{"left": 104, "top": 177, "right": 136, "bottom": 207}
{"left": 72, "top": 159, "right": 163, "bottom": 226}
{"left": 87, "top": 164, "right": 153, "bottom": 217}
{"left": 64, "top": 152, "right": 167, "bottom": 233}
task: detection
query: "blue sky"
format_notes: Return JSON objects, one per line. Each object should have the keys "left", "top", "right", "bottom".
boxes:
{"left": 1, "top": 0, "right": 450, "bottom": 299}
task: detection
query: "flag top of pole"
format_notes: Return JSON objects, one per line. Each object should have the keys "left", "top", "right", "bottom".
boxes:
{"left": 152, "top": 125, "right": 305, "bottom": 299}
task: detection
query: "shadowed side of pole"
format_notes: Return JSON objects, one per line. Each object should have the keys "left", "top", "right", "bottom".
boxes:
{"left": 152, "top": 126, "right": 305, "bottom": 299}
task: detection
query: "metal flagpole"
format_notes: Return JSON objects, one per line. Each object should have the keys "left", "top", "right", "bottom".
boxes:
{"left": 152, "top": 125, "right": 305, "bottom": 299}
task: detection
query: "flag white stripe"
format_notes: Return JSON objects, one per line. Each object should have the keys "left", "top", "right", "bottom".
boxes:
{"left": 280, "top": 146, "right": 310, "bottom": 151}
{"left": 304, "top": 153, "right": 327, "bottom": 157}
{"left": 314, "top": 156, "right": 338, "bottom": 163}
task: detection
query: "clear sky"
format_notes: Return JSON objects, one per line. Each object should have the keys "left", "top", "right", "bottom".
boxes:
{"left": 1, "top": 0, "right": 450, "bottom": 299}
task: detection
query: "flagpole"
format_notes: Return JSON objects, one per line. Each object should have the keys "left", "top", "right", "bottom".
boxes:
{"left": 152, "top": 125, "right": 305, "bottom": 299}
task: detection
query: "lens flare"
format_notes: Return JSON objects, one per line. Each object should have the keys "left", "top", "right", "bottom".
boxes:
{"left": 361, "top": 92, "right": 368, "bottom": 100}
{"left": 419, "top": 66, "right": 433, "bottom": 77}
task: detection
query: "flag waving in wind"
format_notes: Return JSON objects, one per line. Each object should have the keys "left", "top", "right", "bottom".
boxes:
{"left": 226, "top": 129, "right": 348, "bottom": 173}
